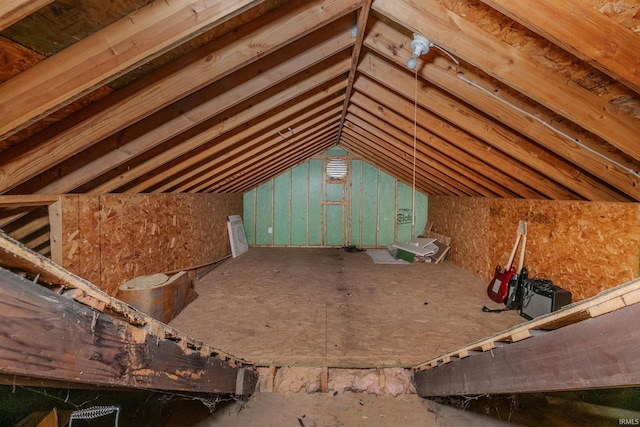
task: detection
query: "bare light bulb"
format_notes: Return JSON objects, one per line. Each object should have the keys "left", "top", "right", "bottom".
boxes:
{"left": 406, "top": 34, "right": 432, "bottom": 70}
{"left": 407, "top": 55, "right": 418, "bottom": 70}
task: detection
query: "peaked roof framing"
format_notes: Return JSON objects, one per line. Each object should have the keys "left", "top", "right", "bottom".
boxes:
{"left": 0, "top": 0, "right": 639, "bottom": 254}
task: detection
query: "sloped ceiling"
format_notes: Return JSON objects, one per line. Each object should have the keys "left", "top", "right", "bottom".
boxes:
{"left": 0, "top": 0, "right": 639, "bottom": 254}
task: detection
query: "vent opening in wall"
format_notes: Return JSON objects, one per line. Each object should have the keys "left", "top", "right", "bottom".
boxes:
{"left": 327, "top": 158, "right": 347, "bottom": 179}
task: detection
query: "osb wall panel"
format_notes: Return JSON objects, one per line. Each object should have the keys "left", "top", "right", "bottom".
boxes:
{"left": 427, "top": 196, "right": 491, "bottom": 278}
{"left": 429, "top": 196, "right": 640, "bottom": 301}
{"left": 60, "top": 195, "right": 102, "bottom": 287}
{"left": 59, "top": 193, "right": 242, "bottom": 295}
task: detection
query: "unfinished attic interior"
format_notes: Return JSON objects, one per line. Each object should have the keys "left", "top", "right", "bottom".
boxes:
{"left": 1, "top": 0, "right": 640, "bottom": 424}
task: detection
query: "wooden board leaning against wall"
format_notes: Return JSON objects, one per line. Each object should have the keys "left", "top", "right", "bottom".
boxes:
{"left": 49, "top": 193, "right": 243, "bottom": 296}
{"left": 428, "top": 196, "right": 640, "bottom": 301}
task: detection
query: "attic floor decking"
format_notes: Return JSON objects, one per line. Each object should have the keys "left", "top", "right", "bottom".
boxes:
{"left": 169, "top": 247, "right": 523, "bottom": 367}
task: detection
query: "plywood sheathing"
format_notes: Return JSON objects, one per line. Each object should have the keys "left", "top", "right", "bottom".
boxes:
{"left": 428, "top": 195, "right": 640, "bottom": 301}
{"left": 58, "top": 193, "right": 241, "bottom": 295}
{"left": 584, "top": 0, "right": 640, "bottom": 31}
{"left": 0, "top": 36, "right": 112, "bottom": 153}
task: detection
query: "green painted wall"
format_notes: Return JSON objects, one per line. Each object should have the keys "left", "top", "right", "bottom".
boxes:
{"left": 243, "top": 151, "right": 428, "bottom": 247}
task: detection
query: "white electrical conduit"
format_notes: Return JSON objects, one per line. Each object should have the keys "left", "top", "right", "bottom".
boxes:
{"left": 428, "top": 44, "right": 640, "bottom": 181}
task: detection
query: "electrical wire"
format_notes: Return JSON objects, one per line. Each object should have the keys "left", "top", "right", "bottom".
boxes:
{"left": 429, "top": 44, "right": 640, "bottom": 181}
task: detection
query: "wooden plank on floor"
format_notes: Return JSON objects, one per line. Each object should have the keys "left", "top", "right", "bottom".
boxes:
{"left": 414, "top": 302, "right": 640, "bottom": 396}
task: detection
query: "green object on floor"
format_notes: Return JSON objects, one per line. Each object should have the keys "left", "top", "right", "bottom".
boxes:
{"left": 395, "top": 248, "right": 415, "bottom": 263}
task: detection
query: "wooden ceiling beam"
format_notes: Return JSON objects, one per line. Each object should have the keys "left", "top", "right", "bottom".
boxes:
{"left": 0, "top": 216, "right": 48, "bottom": 241}
{"left": 0, "top": 0, "right": 359, "bottom": 195}
{"left": 340, "top": 133, "right": 450, "bottom": 196}
{"left": 183, "top": 117, "right": 340, "bottom": 193}
{"left": 29, "top": 20, "right": 354, "bottom": 196}
{"left": 341, "top": 135, "right": 442, "bottom": 196}
{"left": 231, "top": 142, "right": 337, "bottom": 193}
{"left": 22, "top": 230, "right": 49, "bottom": 252}
{"left": 479, "top": 0, "right": 640, "bottom": 94}
{"left": 365, "top": 19, "right": 639, "bottom": 201}
{"left": 342, "top": 123, "right": 472, "bottom": 196}
{"left": 343, "top": 119, "right": 485, "bottom": 196}
{"left": 211, "top": 123, "right": 339, "bottom": 192}
{"left": 348, "top": 102, "right": 525, "bottom": 198}
{"left": 341, "top": 132, "right": 448, "bottom": 196}
{"left": 158, "top": 102, "right": 344, "bottom": 193}
{"left": 345, "top": 111, "right": 507, "bottom": 197}
{"left": 0, "top": 195, "right": 58, "bottom": 208}
{"left": 335, "top": 0, "right": 373, "bottom": 143}
{"left": 166, "top": 106, "right": 342, "bottom": 193}
{"left": 351, "top": 76, "right": 577, "bottom": 200}
{"left": 230, "top": 142, "right": 335, "bottom": 193}
{"left": 357, "top": 51, "right": 627, "bottom": 202}
{"left": 349, "top": 90, "right": 551, "bottom": 200}
{"left": 115, "top": 66, "right": 349, "bottom": 194}
{"left": 218, "top": 132, "right": 338, "bottom": 193}
{"left": 373, "top": 0, "right": 640, "bottom": 161}
{"left": 199, "top": 119, "right": 342, "bottom": 193}
{"left": 0, "top": 0, "right": 53, "bottom": 30}
{"left": 0, "top": 0, "right": 265, "bottom": 140}
{"left": 343, "top": 119, "right": 451, "bottom": 193}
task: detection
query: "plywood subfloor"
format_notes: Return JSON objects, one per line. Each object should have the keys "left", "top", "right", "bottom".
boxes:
{"left": 169, "top": 247, "right": 523, "bottom": 367}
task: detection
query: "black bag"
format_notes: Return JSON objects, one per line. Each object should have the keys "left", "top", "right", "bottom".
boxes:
{"left": 505, "top": 266, "right": 528, "bottom": 310}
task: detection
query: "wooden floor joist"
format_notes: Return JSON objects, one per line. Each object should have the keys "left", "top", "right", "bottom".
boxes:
{"left": 412, "top": 276, "right": 640, "bottom": 396}
{"left": 414, "top": 276, "right": 640, "bottom": 371}
{"left": 413, "top": 301, "right": 640, "bottom": 396}
{"left": 0, "top": 230, "right": 257, "bottom": 394}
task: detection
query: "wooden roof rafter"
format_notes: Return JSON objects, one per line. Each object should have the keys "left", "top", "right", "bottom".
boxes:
{"left": 113, "top": 65, "right": 349, "bottom": 194}
{"left": 344, "top": 111, "right": 510, "bottom": 197}
{"left": 0, "top": 0, "right": 53, "bottom": 30}
{"left": 339, "top": 132, "right": 453, "bottom": 196}
{"left": 479, "top": 0, "right": 640, "bottom": 94}
{"left": 0, "top": 0, "right": 361, "bottom": 195}
{"left": 0, "top": 0, "right": 267, "bottom": 141}
{"left": 356, "top": 50, "right": 628, "bottom": 202}
{"left": 31, "top": 16, "right": 355, "bottom": 197}
{"left": 175, "top": 107, "right": 344, "bottom": 193}
{"left": 210, "top": 121, "right": 342, "bottom": 193}
{"left": 362, "top": 18, "right": 639, "bottom": 201}
{"left": 341, "top": 124, "right": 478, "bottom": 196}
{"left": 348, "top": 91, "right": 547, "bottom": 199}
{"left": 0, "top": 0, "right": 638, "bottom": 256}
{"left": 349, "top": 76, "right": 579, "bottom": 200}
{"left": 373, "top": 0, "right": 640, "bottom": 161}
